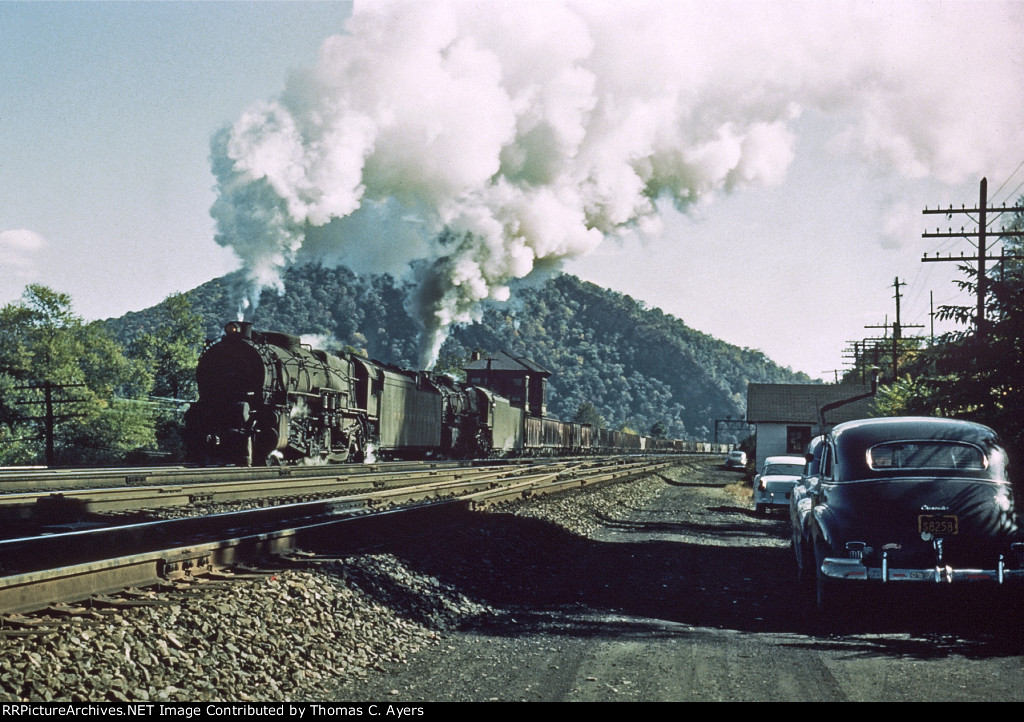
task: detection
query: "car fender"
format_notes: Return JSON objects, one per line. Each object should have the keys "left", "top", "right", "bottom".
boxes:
{"left": 811, "top": 503, "right": 842, "bottom": 555}
{"left": 795, "top": 495, "right": 814, "bottom": 540}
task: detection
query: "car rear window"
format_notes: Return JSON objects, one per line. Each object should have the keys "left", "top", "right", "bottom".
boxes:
{"left": 867, "top": 441, "right": 987, "bottom": 471}
{"left": 765, "top": 463, "right": 804, "bottom": 476}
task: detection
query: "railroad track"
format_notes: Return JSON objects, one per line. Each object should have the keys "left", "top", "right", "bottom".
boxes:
{"left": 0, "top": 455, "right": 659, "bottom": 533}
{"left": 0, "top": 457, "right": 519, "bottom": 492}
{"left": 0, "top": 455, "right": 682, "bottom": 616}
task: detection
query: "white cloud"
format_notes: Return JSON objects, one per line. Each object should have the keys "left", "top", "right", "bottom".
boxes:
{"left": 0, "top": 228, "right": 48, "bottom": 304}
{"left": 0, "top": 228, "right": 47, "bottom": 271}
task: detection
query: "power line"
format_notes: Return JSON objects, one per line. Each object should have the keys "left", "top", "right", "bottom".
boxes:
{"left": 991, "top": 158, "right": 1024, "bottom": 201}
{"left": 921, "top": 177, "right": 1024, "bottom": 339}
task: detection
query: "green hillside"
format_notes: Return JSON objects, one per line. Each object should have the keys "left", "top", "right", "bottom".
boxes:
{"left": 104, "top": 264, "right": 812, "bottom": 442}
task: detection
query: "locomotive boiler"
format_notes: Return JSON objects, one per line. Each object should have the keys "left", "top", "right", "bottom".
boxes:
{"left": 185, "top": 321, "right": 497, "bottom": 465}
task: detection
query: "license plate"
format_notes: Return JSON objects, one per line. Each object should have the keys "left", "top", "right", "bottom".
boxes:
{"left": 919, "top": 514, "right": 958, "bottom": 535}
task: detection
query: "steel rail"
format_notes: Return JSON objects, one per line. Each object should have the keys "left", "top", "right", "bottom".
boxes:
{"left": 0, "top": 455, "right": 664, "bottom": 521}
{"left": 464, "top": 459, "right": 676, "bottom": 508}
{"left": 0, "top": 500, "right": 469, "bottom": 616}
{"left": 0, "top": 458, "right": 492, "bottom": 492}
{"left": 0, "top": 463, "right": 535, "bottom": 522}
{"left": 0, "top": 457, "right": 681, "bottom": 615}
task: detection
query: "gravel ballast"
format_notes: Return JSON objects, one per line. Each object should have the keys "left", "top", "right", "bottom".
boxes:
{"left": 0, "top": 463, "right": 677, "bottom": 702}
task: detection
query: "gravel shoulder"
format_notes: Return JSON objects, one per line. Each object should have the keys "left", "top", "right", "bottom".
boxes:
{"left": 4, "top": 458, "right": 1024, "bottom": 702}
{"left": 326, "top": 458, "right": 1024, "bottom": 703}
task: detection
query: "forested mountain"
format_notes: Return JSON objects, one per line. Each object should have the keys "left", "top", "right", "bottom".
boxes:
{"left": 105, "top": 265, "right": 812, "bottom": 442}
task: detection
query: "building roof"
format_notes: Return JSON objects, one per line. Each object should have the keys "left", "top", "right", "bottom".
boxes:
{"left": 746, "top": 383, "right": 876, "bottom": 425}
{"left": 463, "top": 350, "right": 551, "bottom": 376}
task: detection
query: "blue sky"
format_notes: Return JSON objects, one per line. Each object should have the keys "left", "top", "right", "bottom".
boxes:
{"left": 2, "top": 1, "right": 1023, "bottom": 380}
{"left": 1, "top": 1, "right": 352, "bottom": 318}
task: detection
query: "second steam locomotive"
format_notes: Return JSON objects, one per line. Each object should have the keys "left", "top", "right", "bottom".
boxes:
{"left": 184, "top": 321, "right": 710, "bottom": 466}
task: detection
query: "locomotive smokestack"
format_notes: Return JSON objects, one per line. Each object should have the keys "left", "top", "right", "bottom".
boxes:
{"left": 225, "top": 321, "right": 253, "bottom": 340}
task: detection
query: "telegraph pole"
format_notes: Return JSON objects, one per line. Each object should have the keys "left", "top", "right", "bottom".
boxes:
{"left": 922, "top": 178, "right": 1024, "bottom": 338}
{"left": 13, "top": 381, "right": 88, "bottom": 465}
{"left": 890, "top": 276, "right": 923, "bottom": 378}
{"left": 929, "top": 291, "right": 935, "bottom": 344}
{"left": 863, "top": 318, "right": 892, "bottom": 380}
{"left": 863, "top": 279, "right": 923, "bottom": 380}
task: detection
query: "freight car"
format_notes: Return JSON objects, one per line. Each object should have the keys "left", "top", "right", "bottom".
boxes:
{"left": 183, "top": 322, "right": 728, "bottom": 466}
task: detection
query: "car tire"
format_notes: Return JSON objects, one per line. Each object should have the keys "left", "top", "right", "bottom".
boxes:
{"left": 814, "top": 540, "right": 841, "bottom": 615}
{"left": 793, "top": 529, "right": 813, "bottom": 586}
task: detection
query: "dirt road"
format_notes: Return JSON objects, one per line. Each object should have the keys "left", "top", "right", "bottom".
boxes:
{"left": 327, "top": 459, "right": 1024, "bottom": 702}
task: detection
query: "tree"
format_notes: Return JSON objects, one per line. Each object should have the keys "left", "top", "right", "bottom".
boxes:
{"left": 0, "top": 285, "right": 155, "bottom": 465}
{"left": 128, "top": 293, "right": 205, "bottom": 401}
{"left": 876, "top": 198, "right": 1024, "bottom": 473}
{"left": 124, "top": 293, "right": 207, "bottom": 460}
{"left": 572, "top": 401, "right": 606, "bottom": 428}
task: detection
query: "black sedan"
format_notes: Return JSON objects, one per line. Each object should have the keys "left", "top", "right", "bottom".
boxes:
{"left": 789, "top": 417, "right": 1022, "bottom": 613}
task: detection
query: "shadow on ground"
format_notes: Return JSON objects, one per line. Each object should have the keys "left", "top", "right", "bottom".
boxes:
{"left": 308, "top": 462, "right": 1024, "bottom": 660}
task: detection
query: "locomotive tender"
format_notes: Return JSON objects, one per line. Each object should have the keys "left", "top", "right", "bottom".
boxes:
{"left": 183, "top": 321, "right": 713, "bottom": 466}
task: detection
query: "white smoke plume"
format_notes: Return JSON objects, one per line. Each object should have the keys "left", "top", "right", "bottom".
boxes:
{"left": 210, "top": 0, "right": 1024, "bottom": 367}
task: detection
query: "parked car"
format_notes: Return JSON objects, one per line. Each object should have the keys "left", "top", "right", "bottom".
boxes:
{"left": 723, "top": 450, "right": 747, "bottom": 470}
{"left": 752, "top": 455, "right": 806, "bottom": 515}
{"left": 790, "top": 417, "right": 1023, "bottom": 614}
{"left": 789, "top": 434, "right": 825, "bottom": 582}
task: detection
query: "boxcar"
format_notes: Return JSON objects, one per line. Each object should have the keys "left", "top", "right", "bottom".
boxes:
{"left": 376, "top": 368, "right": 442, "bottom": 456}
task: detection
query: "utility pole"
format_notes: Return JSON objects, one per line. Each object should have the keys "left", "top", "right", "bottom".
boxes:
{"left": 845, "top": 339, "right": 890, "bottom": 382}
{"left": 863, "top": 279, "right": 923, "bottom": 381}
{"left": 13, "top": 381, "right": 88, "bottom": 466}
{"left": 922, "top": 178, "right": 1024, "bottom": 339}
{"left": 889, "top": 277, "right": 923, "bottom": 378}
{"left": 842, "top": 340, "right": 872, "bottom": 382}
{"left": 929, "top": 291, "right": 935, "bottom": 344}
{"left": 864, "top": 316, "right": 891, "bottom": 379}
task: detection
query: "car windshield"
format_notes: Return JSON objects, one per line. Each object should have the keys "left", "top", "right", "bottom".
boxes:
{"left": 764, "top": 463, "right": 804, "bottom": 476}
{"left": 867, "top": 441, "right": 987, "bottom": 471}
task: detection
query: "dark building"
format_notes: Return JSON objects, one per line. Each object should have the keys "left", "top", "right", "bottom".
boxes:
{"left": 463, "top": 351, "right": 551, "bottom": 417}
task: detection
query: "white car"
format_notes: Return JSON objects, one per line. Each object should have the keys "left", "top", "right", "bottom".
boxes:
{"left": 753, "top": 455, "right": 806, "bottom": 515}
{"left": 723, "top": 450, "right": 747, "bottom": 470}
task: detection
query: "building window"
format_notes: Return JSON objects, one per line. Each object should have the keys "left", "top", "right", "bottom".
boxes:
{"left": 786, "top": 426, "right": 811, "bottom": 455}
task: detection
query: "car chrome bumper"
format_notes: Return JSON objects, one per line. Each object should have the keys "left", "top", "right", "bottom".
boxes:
{"left": 821, "top": 555, "right": 1024, "bottom": 584}
{"left": 753, "top": 491, "right": 789, "bottom": 506}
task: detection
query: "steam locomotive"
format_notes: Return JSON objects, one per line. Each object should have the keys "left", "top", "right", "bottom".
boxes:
{"left": 183, "top": 321, "right": 716, "bottom": 466}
